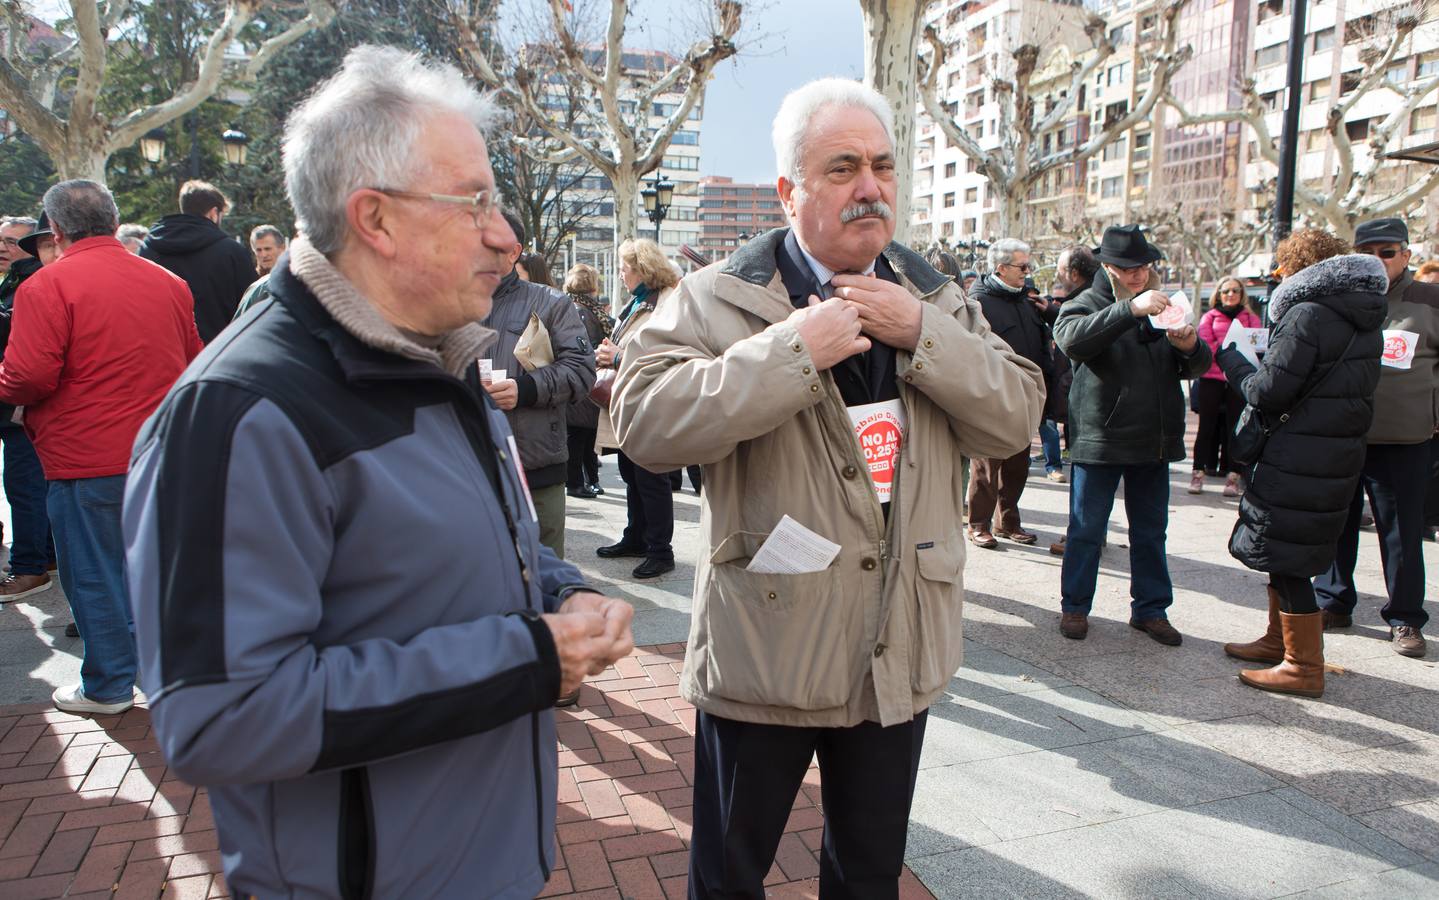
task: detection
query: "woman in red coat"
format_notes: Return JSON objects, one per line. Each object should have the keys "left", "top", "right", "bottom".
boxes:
{"left": 1190, "top": 277, "right": 1263, "bottom": 496}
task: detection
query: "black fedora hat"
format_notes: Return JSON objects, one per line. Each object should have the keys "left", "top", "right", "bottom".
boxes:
{"left": 1095, "top": 224, "right": 1162, "bottom": 268}
{"left": 17, "top": 211, "right": 51, "bottom": 257}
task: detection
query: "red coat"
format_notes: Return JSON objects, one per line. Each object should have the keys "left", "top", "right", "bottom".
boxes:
{"left": 0, "top": 237, "right": 203, "bottom": 479}
{"left": 1198, "top": 306, "right": 1263, "bottom": 382}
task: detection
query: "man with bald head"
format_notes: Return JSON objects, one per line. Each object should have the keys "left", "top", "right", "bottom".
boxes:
{"left": 614, "top": 78, "right": 1044, "bottom": 897}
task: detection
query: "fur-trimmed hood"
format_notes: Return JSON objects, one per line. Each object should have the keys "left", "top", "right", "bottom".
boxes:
{"left": 1269, "top": 253, "right": 1388, "bottom": 329}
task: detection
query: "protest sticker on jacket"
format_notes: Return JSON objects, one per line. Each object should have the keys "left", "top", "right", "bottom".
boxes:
{"left": 1381, "top": 330, "right": 1420, "bottom": 370}
{"left": 847, "top": 400, "right": 907, "bottom": 503}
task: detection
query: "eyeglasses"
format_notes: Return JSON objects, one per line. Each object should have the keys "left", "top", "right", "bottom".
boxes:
{"left": 0, "top": 237, "right": 21, "bottom": 248}
{"left": 1000, "top": 262, "right": 1034, "bottom": 272}
{"left": 1357, "top": 246, "right": 1404, "bottom": 260}
{"left": 373, "top": 188, "right": 499, "bottom": 229}
{"left": 1115, "top": 264, "right": 1151, "bottom": 274}
{"left": 1220, "top": 287, "right": 1242, "bottom": 295}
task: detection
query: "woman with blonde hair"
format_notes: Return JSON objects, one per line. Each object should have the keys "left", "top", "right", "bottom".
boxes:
{"left": 1191, "top": 276, "right": 1263, "bottom": 496}
{"left": 595, "top": 239, "right": 681, "bottom": 579}
{"left": 564, "top": 263, "right": 613, "bottom": 498}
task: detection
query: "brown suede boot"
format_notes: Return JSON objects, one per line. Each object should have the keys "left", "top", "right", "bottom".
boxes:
{"left": 1238, "top": 611, "right": 1325, "bottom": 698}
{"left": 1224, "top": 586, "right": 1284, "bottom": 664}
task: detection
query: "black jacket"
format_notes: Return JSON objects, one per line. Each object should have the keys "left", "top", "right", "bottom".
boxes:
{"left": 1053, "top": 268, "right": 1212, "bottom": 465}
{"left": 566, "top": 294, "right": 609, "bottom": 431}
{"left": 140, "top": 214, "right": 255, "bottom": 343}
{"left": 969, "top": 275, "right": 1053, "bottom": 376}
{"left": 0, "top": 256, "right": 42, "bottom": 421}
{"left": 1217, "top": 254, "right": 1387, "bottom": 577}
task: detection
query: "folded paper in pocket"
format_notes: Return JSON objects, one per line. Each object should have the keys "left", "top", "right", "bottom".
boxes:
{"left": 746, "top": 515, "right": 842, "bottom": 574}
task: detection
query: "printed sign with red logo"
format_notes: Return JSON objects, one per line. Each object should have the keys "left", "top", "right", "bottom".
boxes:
{"left": 846, "top": 400, "right": 907, "bottom": 504}
{"left": 1381, "top": 329, "right": 1420, "bottom": 370}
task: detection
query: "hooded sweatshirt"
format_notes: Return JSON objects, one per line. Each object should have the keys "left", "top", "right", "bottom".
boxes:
{"left": 140, "top": 213, "right": 255, "bottom": 343}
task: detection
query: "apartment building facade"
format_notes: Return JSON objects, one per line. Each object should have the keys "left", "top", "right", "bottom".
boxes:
{"left": 694, "top": 176, "right": 788, "bottom": 261}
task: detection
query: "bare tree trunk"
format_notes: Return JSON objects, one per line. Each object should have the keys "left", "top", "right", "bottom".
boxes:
{"left": 611, "top": 165, "right": 641, "bottom": 305}
{"left": 859, "top": 0, "right": 925, "bottom": 245}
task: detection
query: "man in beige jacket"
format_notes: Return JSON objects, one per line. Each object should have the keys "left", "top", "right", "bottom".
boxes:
{"left": 613, "top": 79, "right": 1044, "bottom": 898}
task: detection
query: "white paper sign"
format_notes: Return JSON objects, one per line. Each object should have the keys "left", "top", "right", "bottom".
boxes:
{"left": 746, "top": 515, "right": 842, "bottom": 575}
{"left": 1381, "top": 330, "right": 1420, "bottom": 370}
{"left": 505, "top": 434, "right": 539, "bottom": 522}
{"left": 1222, "top": 322, "right": 1269, "bottom": 368}
{"left": 1149, "top": 291, "right": 1193, "bottom": 331}
{"left": 478, "top": 359, "right": 492, "bottom": 382}
{"left": 846, "top": 400, "right": 907, "bottom": 504}
{"left": 491, "top": 369, "right": 508, "bottom": 382}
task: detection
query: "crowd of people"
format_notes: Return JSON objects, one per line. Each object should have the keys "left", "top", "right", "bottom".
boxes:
{"left": 0, "top": 42, "right": 1432, "bottom": 900}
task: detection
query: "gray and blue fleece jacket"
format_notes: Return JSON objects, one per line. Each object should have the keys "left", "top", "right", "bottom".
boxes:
{"left": 124, "top": 245, "right": 587, "bottom": 899}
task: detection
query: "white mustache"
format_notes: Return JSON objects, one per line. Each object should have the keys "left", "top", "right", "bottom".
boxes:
{"left": 840, "top": 201, "right": 893, "bottom": 224}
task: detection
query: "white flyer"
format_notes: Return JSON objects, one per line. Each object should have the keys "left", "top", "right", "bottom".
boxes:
{"left": 746, "top": 515, "right": 842, "bottom": 575}
{"left": 1381, "top": 330, "right": 1420, "bottom": 370}
{"left": 846, "top": 399, "right": 907, "bottom": 504}
{"left": 1149, "top": 291, "right": 1193, "bottom": 331}
{"left": 478, "top": 358, "right": 493, "bottom": 382}
{"left": 1222, "top": 322, "right": 1269, "bottom": 368}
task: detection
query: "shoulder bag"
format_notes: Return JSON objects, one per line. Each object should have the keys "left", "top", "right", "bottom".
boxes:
{"left": 1230, "top": 333, "right": 1356, "bottom": 467}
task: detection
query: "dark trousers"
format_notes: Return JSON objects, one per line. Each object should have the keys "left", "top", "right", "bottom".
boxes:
{"left": 1192, "top": 378, "right": 1244, "bottom": 474}
{"left": 1061, "top": 462, "right": 1174, "bottom": 620}
{"left": 0, "top": 423, "right": 54, "bottom": 575}
{"left": 617, "top": 450, "right": 674, "bottom": 560}
{"left": 1314, "top": 441, "right": 1430, "bottom": 629}
{"left": 688, "top": 710, "right": 927, "bottom": 900}
{"left": 565, "top": 426, "right": 599, "bottom": 489}
{"left": 668, "top": 465, "right": 703, "bottom": 493}
{"left": 967, "top": 448, "right": 1030, "bottom": 532}
{"left": 1270, "top": 573, "right": 1318, "bottom": 614}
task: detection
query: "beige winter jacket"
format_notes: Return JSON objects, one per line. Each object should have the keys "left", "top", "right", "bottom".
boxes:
{"left": 612, "top": 230, "right": 1044, "bottom": 727}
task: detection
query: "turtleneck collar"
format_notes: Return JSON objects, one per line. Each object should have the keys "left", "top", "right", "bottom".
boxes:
{"left": 986, "top": 273, "right": 1026, "bottom": 295}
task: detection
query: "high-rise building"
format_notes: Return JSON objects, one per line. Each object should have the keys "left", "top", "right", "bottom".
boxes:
{"left": 695, "top": 176, "right": 788, "bottom": 261}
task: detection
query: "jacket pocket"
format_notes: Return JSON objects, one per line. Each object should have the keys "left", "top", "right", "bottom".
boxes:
{"left": 702, "top": 532, "right": 858, "bottom": 710}
{"left": 1101, "top": 385, "right": 1128, "bottom": 428}
{"left": 337, "top": 768, "right": 374, "bottom": 900}
{"left": 909, "top": 536, "right": 965, "bottom": 695}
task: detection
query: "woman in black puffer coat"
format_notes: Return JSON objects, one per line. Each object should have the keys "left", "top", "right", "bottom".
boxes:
{"left": 1216, "top": 230, "right": 1386, "bottom": 698}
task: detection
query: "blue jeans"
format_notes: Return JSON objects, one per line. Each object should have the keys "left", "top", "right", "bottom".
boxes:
{"left": 47, "top": 476, "right": 135, "bottom": 703}
{"left": 1061, "top": 462, "right": 1174, "bottom": 620}
{"left": 1038, "top": 419, "right": 1063, "bottom": 474}
{"left": 0, "top": 424, "right": 54, "bottom": 575}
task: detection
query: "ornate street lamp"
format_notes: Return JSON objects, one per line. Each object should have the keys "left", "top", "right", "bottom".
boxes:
{"left": 139, "top": 128, "right": 167, "bottom": 164}
{"left": 221, "top": 128, "right": 250, "bottom": 167}
{"left": 641, "top": 170, "right": 675, "bottom": 243}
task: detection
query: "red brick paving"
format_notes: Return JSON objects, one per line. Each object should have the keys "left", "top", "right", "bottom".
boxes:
{"left": 0, "top": 646, "right": 935, "bottom": 899}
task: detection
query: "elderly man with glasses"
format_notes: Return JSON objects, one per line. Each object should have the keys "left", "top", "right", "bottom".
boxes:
{"left": 1052, "top": 225, "right": 1212, "bottom": 644}
{"left": 124, "top": 46, "right": 633, "bottom": 898}
{"left": 965, "top": 238, "right": 1055, "bottom": 548}
{"left": 1312, "top": 217, "right": 1438, "bottom": 658}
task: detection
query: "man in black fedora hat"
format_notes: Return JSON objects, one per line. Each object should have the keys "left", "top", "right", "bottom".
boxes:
{"left": 1052, "top": 224, "right": 1212, "bottom": 644}
{"left": 1313, "top": 217, "right": 1437, "bottom": 658}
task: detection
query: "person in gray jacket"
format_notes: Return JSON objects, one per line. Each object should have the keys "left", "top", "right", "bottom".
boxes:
{"left": 123, "top": 46, "right": 633, "bottom": 900}
{"left": 481, "top": 210, "right": 596, "bottom": 558}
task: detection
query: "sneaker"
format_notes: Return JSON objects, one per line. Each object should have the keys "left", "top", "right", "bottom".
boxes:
{"left": 1046, "top": 470, "right": 1068, "bottom": 484}
{"left": 52, "top": 684, "right": 133, "bottom": 716}
{"left": 1222, "top": 473, "right": 1241, "bottom": 498}
{"left": 0, "top": 572, "right": 51, "bottom": 602}
{"left": 1187, "top": 472, "right": 1204, "bottom": 495}
{"left": 1392, "top": 625, "right": 1428, "bottom": 658}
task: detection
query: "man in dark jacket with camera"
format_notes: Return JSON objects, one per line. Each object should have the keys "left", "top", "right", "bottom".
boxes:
{"left": 1313, "top": 217, "right": 1439, "bottom": 658}
{"left": 140, "top": 180, "right": 255, "bottom": 343}
{"left": 480, "top": 211, "right": 596, "bottom": 558}
{"left": 1053, "top": 225, "right": 1212, "bottom": 645}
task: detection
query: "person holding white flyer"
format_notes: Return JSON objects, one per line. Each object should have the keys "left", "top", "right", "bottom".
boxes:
{"left": 611, "top": 79, "right": 1044, "bottom": 898}
{"left": 1052, "top": 225, "right": 1213, "bottom": 645}
{"left": 1313, "top": 217, "right": 1439, "bottom": 659}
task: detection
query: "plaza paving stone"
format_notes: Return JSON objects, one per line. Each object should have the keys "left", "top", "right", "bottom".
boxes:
{"left": 0, "top": 413, "right": 1436, "bottom": 897}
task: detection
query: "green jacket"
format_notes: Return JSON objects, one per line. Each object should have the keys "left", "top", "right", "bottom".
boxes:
{"left": 1053, "top": 268, "right": 1212, "bottom": 466}
{"left": 1366, "top": 270, "right": 1439, "bottom": 445}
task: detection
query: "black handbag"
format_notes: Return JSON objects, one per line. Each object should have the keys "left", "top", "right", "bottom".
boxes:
{"left": 1230, "top": 333, "right": 1356, "bottom": 467}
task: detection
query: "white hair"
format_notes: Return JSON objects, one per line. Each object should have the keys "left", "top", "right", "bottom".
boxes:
{"left": 988, "top": 238, "right": 1031, "bottom": 270}
{"left": 771, "top": 78, "right": 895, "bottom": 183}
{"left": 283, "top": 45, "right": 502, "bottom": 255}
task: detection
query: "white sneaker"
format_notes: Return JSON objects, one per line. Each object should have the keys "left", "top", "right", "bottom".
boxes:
{"left": 52, "top": 683, "right": 134, "bottom": 716}
{"left": 1046, "top": 470, "right": 1068, "bottom": 483}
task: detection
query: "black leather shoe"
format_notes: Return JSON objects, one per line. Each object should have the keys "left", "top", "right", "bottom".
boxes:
{"left": 633, "top": 558, "right": 675, "bottom": 579}
{"left": 587, "top": 483, "right": 605, "bottom": 496}
{"left": 597, "top": 542, "right": 646, "bottom": 559}
{"left": 64, "top": 622, "right": 79, "bottom": 637}
{"left": 567, "top": 486, "right": 598, "bottom": 499}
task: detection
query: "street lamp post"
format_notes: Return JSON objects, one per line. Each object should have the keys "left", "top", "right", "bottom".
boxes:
{"left": 139, "top": 128, "right": 167, "bottom": 165}
{"left": 641, "top": 171, "right": 675, "bottom": 244}
{"left": 221, "top": 128, "right": 250, "bottom": 167}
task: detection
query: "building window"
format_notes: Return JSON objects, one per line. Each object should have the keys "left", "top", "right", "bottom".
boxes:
{"left": 1345, "top": 118, "right": 1371, "bottom": 141}
{"left": 943, "top": 192, "right": 956, "bottom": 208}
{"left": 1108, "top": 23, "right": 1132, "bottom": 45}
{"left": 1255, "top": 44, "right": 1287, "bottom": 69}
{"left": 1412, "top": 106, "right": 1438, "bottom": 133}
{"left": 1387, "top": 65, "right": 1408, "bottom": 86}
{"left": 1132, "top": 172, "right": 1150, "bottom": 190}
{"left": 1102, "top": 138, "right": 1128, "bottom": 161}
{"left": 1310, "top": 79, "right": 1331, "bottom": 103}
{"left": 1312, "top": 27, "right": 1334, "bottom": 52}
{"left": 1340, "top": 71, "right": 1362, "bottom": 96}
{"left": 1101, "top": 176, "right": 1123, "bottom": 199}
{"left": 663, "top": 155, "right": 700, "bottom": 170}
{"left": 1133, "top": 132, "right": 1151, "bottom": 162}
{"left": 965, "top": 187, "right": 978, "bottom": 203}
{"left": 1107, "top": 62, "right": 1130, "bottom": 87}
{"left": 1257, "top": 0, "right": 1285, "bottom": 23}
{"left": 944, "top": 161, "right": 957, "bottom": 178}
{"left": 1420, "top": 52, "right": 1439, "bottom": 78}
{"left": 670, "top": 130, "right": 700, "bottom": 146}
{"left": 967, "top": 158, "right": 979, "bottom": 173}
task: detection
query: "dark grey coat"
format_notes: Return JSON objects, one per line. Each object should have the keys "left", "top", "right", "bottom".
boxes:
{"left": 1217, "top": 253, "right": 1387, "bottom": 577}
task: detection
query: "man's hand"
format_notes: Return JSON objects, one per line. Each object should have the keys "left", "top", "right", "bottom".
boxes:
{"left": 559, "top": 590, "right": 635, "bottom": 662}
{"left": 540, "top": 611, "right": 617, "bottom": 698}
{"left": 1129, "top": 290, "right": 1170, "bottom": 318}
{"left": 787, "top": 295, "right": 870, "bottom": 371}
{"left": 596, "top": 338, "right": 619, "bottom": 369}
{"left": 830, "top": 274, "right": 924, "bottom": 352}
{"left": 484, "top": 377, "right": 519, "bottom": 410}
{"left": 1167, "top": 324, "right": 1199, "bottom": 354}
